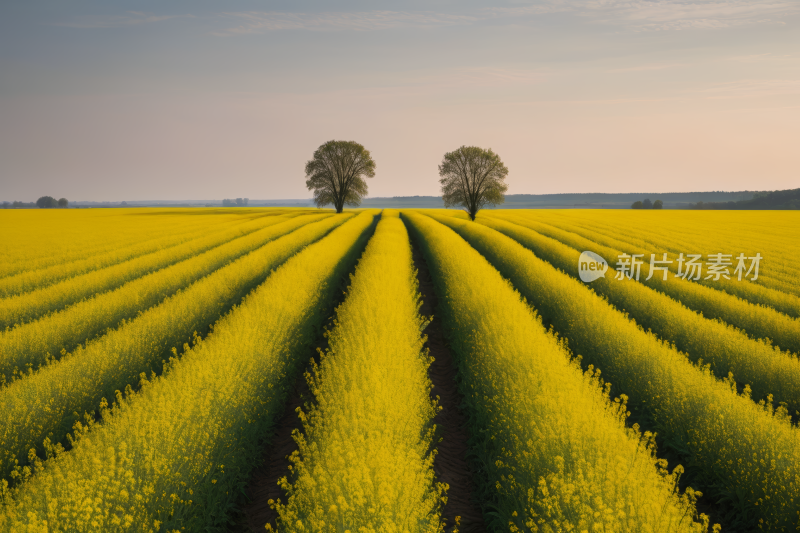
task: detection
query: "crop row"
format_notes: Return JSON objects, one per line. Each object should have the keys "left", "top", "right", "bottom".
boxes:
{"left": 431, "top": 213, "right": 800, "bottom": 530}
{"left": 551, "top": 211, "right": 800, "bottom": 311}
{"left": 0, "top": 214, "right": 348, "bottom": 480}
{"left": 478, "top": 215, "right": 800, "bottom": 414}
{"left": 0, "top": 214, "right": 293, "bottom": 329}
{"left": 3, "top": 207, "right": 796, "bottom": 531}
{"left": 403, "top": 211, "right": 706, "bottom": 532}
{"left": 0, "top": 208, "right": 297, "bottom": 280}
{"left": 273, "top": 211, "right": 444, "bottom": 532}
{"left": 487, "top": 212, "right": 800, "bottom": 355}
{"left": 0, "top": 212, "right": 254, "bottom": 295}
{"left": 0, "top": 210, "right": 216, "bottom": 279}
{"left": 0, "top": 214, "right": 327, "bottom": 383}
{"left": 527, "top": 209, "right": 800, "bottom": 292}
{"left": 540, "top": 210, "right": 800, "bottom": 294}
{"left": 511, "top": 210, "right": 800, "bottom": 313}
{"left": 0, "top": 211, "right": 377, "bottom": 531}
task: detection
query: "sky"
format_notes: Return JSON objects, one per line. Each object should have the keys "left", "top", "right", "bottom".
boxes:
{"left": 1, "top": 0, "right": 798, "bottom": 201}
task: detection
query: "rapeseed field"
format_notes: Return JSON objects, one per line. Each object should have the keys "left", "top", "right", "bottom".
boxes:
{"left": 0, "top": 207, "right": 796, "bottom": 532}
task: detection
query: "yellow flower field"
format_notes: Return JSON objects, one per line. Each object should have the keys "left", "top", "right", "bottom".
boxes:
{"left": 0, "top": 207, "right": 796, "bottom": 532}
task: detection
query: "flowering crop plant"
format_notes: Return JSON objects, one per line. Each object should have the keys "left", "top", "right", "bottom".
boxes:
{"left": 0, "top": 206, "right": 796, "bottom": 531}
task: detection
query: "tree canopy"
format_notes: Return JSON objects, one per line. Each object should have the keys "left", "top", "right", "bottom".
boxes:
{"left": 439, "top": 146, "right": 509, "bottom": 220}
{"left": 632, "top": 198, "right": 663, "bottom": 209}
{"left": 222, "top": 198, "right": 248, "bottom": 207}
{"left": 36, "top": 196, "right": 58, "bottom": 208}
{"left": 305, "top": 140, "right": 376, "bottom": 213}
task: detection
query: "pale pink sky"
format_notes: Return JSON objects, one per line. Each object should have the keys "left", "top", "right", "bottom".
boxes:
{"left": 1, "top": 1, "right": 798, "bottom": 201}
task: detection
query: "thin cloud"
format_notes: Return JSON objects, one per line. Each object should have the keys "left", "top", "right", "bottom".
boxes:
{"left": 690, "top": 79, "right": 800, "bottom": 98}
{"left": 212, "top": 1, "right": 799, "bottom": 36}
{"left": 579, "top": 0, "right": 800, "bottom": 31}
{"left": 212, "top": 4, "right": 579, "bottom": 35}
{"left": 59, "top": 2, "right": 799, "bottom": 34}
{"left": 397, "top": 66, "right": 551, "bottom": 91}
{"left": 54, "top": 11, "right": 192, "bottom": 29}
{"left": 607, "top": 63, "right": 685, "bottom": 73}
{"left": 725, "top": 52, "right": 799, "bottom": 62}
{"left": 212, "top": 10, "right": 479, "bottom": 35}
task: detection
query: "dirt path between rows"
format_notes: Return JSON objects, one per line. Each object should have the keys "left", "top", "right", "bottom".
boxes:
{"left": 412, "top": 243, "right": 487, "bottom": 533}
{"left": 232, "top": 337, "right": 322, "bottom": 532}
{"left": 233, "top": 232, "right": 485, "bottom": 533}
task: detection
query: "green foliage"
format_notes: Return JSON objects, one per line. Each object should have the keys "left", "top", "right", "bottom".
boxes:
{"left": 432, "top": 213, "right": 800, "bottom": 530}
{"left": 35, "top": 196, "right": 58, "bottom": 209}
{"left": 57, "top": 198, "right": 68, "bottom": 208}
{"left": 274, "top": 212, "right": 444, "bottom": 533}
{"left": 0, "top": 215, "right": 325, "bottom": 380}
{"left": 689, "top": 188, "right": 800, "bottom": 210}
{"left": 305, "top": 140, "right": 376, "bottom": 213}
{"left": 481, "top": 213, "right": 800, "bottom": 414}
{"left": 0, "top": 212, "right": 378, "bottom": 531}
{"left": 402, "top": 210, "right": 706, "bottom": 532}
{"left": 632, "top": 199, "right": 662, "bottom": 209}
{"left": 502, "top": 213, "right": 800, "bottom": 352}
{"left": 439, "top": 146, "right": 508, "bottom": 220}
{"left": 0, "top": 215, "right": 347, "bottom": 480}
{"left": 519, "top": 209, "right": 800, "bottom": 311}
{"left": 222, "top": 198, "right": 248, "bottom": 207}
{"left": 0, "top": 215, "right": 296, "bottom": 330}
{"left": 1, "top": 206, "right": 796, "bottom": 531}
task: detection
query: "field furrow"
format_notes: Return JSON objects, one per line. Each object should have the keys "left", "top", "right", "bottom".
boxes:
{"left": 432, "top": 213, "right": 800, "bottom": 530}
{"left": 486, "top": 212, "right": 800, "bottom": 355}
{"left": 273, "top": 211, "right": 444, "bottom": 532}
{"left": 402, "top": 211, "right": 707, "bottom": 532}
{"left": 0, "top": 214, "right": 244, "bottom": 289}
{"left": 556, "top": 213, "right": 800, "bottom": 309}
{"left": 0, "top": 214, "right": 328, "bottom": 382}
{"left": 0, "top": 209, "right": 299, "bottom": 279}
{"left": 0, "top": 214, "right": 296, "bottom": 329}
{"left": 477, "top": 215, "right": 800, "bottom": 413}
{"left": 0, "top": 211, "right": 377, "bottom": 531}
{"left": 0, "top": 214, "right": 352, "bottom": 479}
{"left": 543, "top": 214, "right": 800, "bottom": 295}
{"left": 522, "top": 209, "right": 800, "bottom": 288}
{"left": 513, "top": 211, "right": 800, "bottom": 304}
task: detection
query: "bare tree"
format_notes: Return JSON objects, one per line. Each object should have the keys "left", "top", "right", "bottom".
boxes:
{"left": 439, "top": 146, "right": 509, "bottom": 220}
{"left": 305, "top": 140, "right": 376, "bottom": 213}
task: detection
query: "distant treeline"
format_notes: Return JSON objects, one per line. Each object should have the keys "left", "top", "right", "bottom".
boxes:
{"left": 222, "top": 198, "right": 249, "bottom": 207}
{"left": 2, "top": 197, "right": 68, "bottom": 208}
{"left": 689, "top": 188, "right": 800, "bottom": 210}
{"left": 631, "top": 199, "right": 663, "bottom": 209}
{"left": 359, "top": 191, "right": 769, "bottom": 209}
{"left": 497, "top": 191, "right": 764, "bottom": 208}
{"left": 4, "top": 190, "right": 798, "bottom": 210}
{"left": 359, "top": 190, "right": 800, "bottom": 209}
